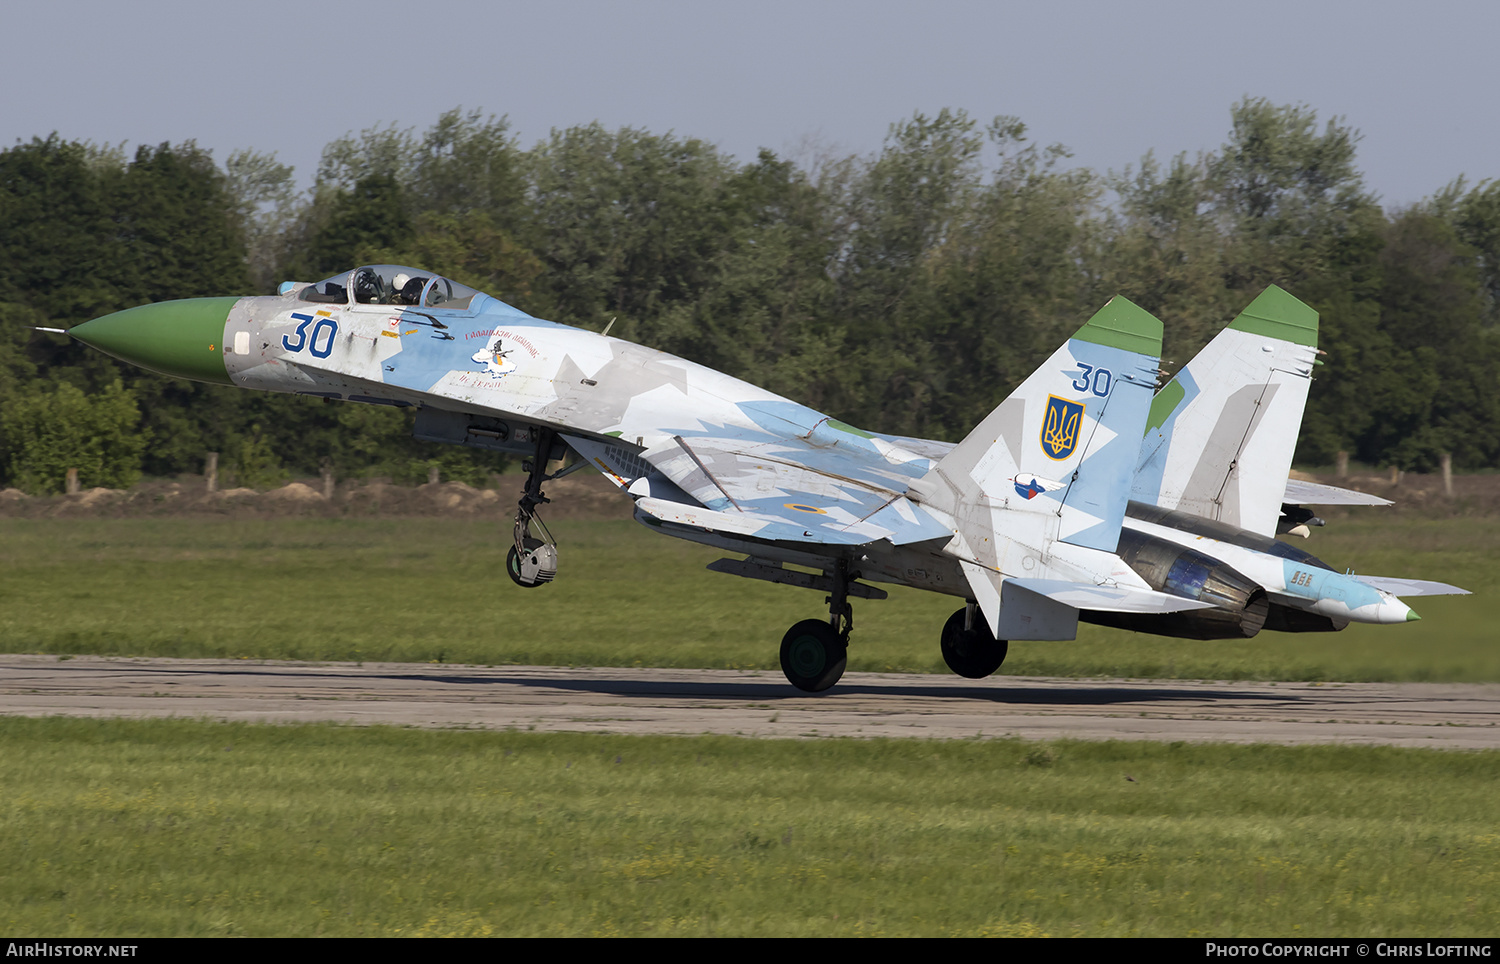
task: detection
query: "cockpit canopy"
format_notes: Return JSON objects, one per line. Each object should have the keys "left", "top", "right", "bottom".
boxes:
{"left": 294, "top": 265, "right": 481, "bottom": 311}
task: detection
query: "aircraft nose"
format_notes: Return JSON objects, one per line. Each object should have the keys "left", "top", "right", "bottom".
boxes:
{"left": 69, "top": 297, "right": 239, "bottom": 386}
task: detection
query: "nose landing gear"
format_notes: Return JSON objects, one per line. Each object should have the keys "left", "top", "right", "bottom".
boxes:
{"left": 507, "top": 430, "right": 561, "bottom": 588}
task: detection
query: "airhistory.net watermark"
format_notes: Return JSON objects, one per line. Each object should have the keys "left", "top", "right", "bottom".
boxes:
{"left": 6, "top": 945, "right": 138, "bottom": 957}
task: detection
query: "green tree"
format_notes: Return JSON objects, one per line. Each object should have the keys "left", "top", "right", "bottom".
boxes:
{"left": 0, "top": 135, "right": 119, "bottom": 327}
{"left": 1365, "top": 211, "right": 1496, "bottom": 469}
{"left": 225, "top": 148, "right": 302, "bottom": 293}
{"left": 317, "top": 109, "right": 525, "bottom": 227}
{"left": 1098, "top": 151, "right": 1230, "bottom": 369}
{"left": 1, "top": 380, "right": 147, "bottom": 493}
{"left": 824, "top": 109, "right": 986, "bottom": 434}
{"left": 916, "top": 118, "right": 1100, "bottom": 436}
{"left": 0, "top": 135, "right": 259, "bottom": 480}
{"left": 296, "top": 173, "right": 413, "bottom": 278}
{"left": 666, "top": 150, "right": 844, "bottom": 410}
{"left": 523, "top": 123, "right": 741, "bottom": 340}
{"left": 1432, "top": 177, "right": 1500, "bottom": 328}
{"left": 1171, "top": 99, "right": 1392, "bottom": 466}
{"left": 228, "top": 424, "right": 287, "bottom": 490}
{"left": 826, "top": 112, "right": 1104, "bottom": 437}
{"left": 101, "top": 142, "right": 249, "bottom": 306}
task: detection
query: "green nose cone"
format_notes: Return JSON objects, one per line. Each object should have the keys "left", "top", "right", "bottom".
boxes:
{"left": 70, "top": 297, "right": 238, "bottom": 386}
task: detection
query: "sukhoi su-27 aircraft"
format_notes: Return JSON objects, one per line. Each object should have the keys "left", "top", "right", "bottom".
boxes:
{"left": 67, "top": 265, "right": 1467, "bottom": 691}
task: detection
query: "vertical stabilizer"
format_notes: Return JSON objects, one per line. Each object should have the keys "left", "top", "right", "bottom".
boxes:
{"left": 910, "top": 296, "right": 1164, "bottom": 580}
{"left": 1132, "top": 286, "right": 1318, "bottom": 536}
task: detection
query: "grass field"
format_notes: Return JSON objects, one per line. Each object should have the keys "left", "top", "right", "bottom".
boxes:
{"left": 2, "top": 717, "right": 1497, "bottom": 937}
{"left": 0, "top": 514, "right": 1491, "bottom": 681}
{"left": 2, "top": 515, "right": 1494, "bottom": 938}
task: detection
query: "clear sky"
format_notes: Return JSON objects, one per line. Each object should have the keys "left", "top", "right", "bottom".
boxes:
{"left": 6, "top": 0, "right": 1496, "bottom": 207}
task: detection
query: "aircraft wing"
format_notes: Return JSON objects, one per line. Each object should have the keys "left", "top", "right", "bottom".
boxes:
{"left": 639, "top": 435, "right": 954, "bottom": 546}
{"left": 571, "top": 430, "right": 955, "bottom": 548}
{"left": 1282, "top": 479, "right": 1393, "bottom": 506}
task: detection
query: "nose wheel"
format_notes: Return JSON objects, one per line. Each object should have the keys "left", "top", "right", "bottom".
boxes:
{"left": 507, "top": 535, "right": 556, "bottom": 588}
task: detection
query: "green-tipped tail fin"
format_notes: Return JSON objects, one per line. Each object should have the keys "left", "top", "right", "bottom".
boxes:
{"left": 1132, "top": 286, "right": 1320, "bottom": 537}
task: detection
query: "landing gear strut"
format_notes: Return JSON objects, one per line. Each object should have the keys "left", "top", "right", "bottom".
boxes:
{"left": 779, "top": 559, "right": 854, "bottom": 692}
{"left": 507, "top": 429, "right": 559, "bottom": 588}
{"left": 940, "top": 602, "right": 1008, "bottom": 678}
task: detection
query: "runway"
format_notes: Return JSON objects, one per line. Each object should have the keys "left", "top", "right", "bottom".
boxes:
{"left": 1, "top": 655, "right": 1497, "bottom": 748}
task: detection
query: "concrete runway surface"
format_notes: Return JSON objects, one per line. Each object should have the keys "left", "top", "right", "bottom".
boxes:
{"left": 1, "top": 655, "right": 1497, "bottom": 748}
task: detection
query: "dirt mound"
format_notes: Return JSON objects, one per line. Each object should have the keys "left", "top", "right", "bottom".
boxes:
{"left": 414, "top": 481, "right": 502, "bottom": 512}
{"left": 265, "top": 482, "right": 325, "bottom": 502}
{"left": 47, "top": 487, "right": 125, "bottom": 514}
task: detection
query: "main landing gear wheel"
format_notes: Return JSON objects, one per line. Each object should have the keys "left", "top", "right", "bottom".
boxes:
{"left": 780, "top": 619, "right": 848, "bottom": 693}
{"left": 940, "top": 607, "right": 1008, "bottom": 679}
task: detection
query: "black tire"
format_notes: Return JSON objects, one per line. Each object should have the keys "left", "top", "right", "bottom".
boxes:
{"left": 779, "top": 619, "right": 848, "bottom": 692}
{"left": 940, "top": 608, "right": 1008, "bottom": 679}
{"left": 506, "top": 544, "right": 547, "bottom": 588}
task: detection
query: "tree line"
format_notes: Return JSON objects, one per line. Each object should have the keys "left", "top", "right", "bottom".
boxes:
{"left": 1, "top": 99, "right": 1497, "bottom": 494}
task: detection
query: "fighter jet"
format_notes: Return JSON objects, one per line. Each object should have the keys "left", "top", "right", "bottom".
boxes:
{"left": 67, "top": 265, "right": 1465, "bottom": 691}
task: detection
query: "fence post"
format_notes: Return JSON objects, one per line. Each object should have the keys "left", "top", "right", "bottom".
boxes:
{"left": 65, "top": 468, "right": 79, "bottom": 495}
{"left": 205, "top": 452, "right": 218, "bottom": 493}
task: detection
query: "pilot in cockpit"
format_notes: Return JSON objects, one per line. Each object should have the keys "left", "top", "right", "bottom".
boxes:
{"left": 297, "top": 265, "right": 476, "bottom": 309}
{"left": 390, "top": 272, "right": 427, "bottom": 305}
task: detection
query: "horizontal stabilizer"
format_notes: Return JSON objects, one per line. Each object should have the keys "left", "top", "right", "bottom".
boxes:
{"left": 1282, "top": 479, "right": 1393, "bottom": 507}
{"left": 1003, "top": 578, "right": 1219, "bottom": 613}
{"left": 958, "top": 562, "right": 1215, "bottom": 641}
{"left": 1352, "top": 575, "right": 1470, "bottom": 597}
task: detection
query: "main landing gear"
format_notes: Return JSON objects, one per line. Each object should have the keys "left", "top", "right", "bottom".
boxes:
{"left": 779, "top": 559, "right": 854, "bottom": 692}
{"left": 768, "top": 569, "right": 1009, "bottom": 691}
{"left": 940, "top": 602, "right": 1009, "bottom": 679}
{"left": 507, "top": 430, "right": 560, "bottom": 588}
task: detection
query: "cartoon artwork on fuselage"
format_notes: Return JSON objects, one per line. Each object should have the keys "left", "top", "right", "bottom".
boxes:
{"left": 470, "top": 340, "right": 517, "bottom": 379}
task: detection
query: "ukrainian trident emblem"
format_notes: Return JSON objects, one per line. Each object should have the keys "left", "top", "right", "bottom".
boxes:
{"left": 1040, "top": 395, "right": 1085, "bottom": 460}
